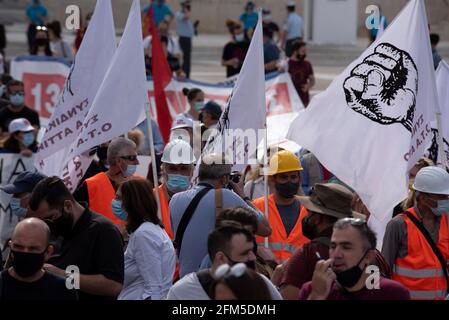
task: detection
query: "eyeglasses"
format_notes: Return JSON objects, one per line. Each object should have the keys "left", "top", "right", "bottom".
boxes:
{"left": 120, "top": 155, "right": 138, "bottom": 161}
{"left": 214, "top": 263, "right": 247, "bottom": 280}
{"left": 36, "top": 26, "right": 48, "bottom": 31}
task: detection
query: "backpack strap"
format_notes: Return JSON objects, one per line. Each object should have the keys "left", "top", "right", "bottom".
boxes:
{"left": 215, "top": 188, "right": 223, "bottom": 216}
{"left": 174, "top": 185, "right": 213, "bottom": 255}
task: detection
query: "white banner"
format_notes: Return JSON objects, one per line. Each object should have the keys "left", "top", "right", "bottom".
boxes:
{"left": 435, "top": 61, "right": 449, "bottom": 168}
{"left": 0, "top": 154, "right": 36, "bottom": 250}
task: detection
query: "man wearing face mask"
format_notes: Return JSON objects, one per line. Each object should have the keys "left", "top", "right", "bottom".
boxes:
{"left": 253, "top": 150, "right": 310, "bottom": 263}
{"left": 222, "top": 22, "right": 250, "bottom": 78}
{"left": 288, "top": 41, "right": 315, "bottom": 107}
{"left": 28, "top": 177, "right": 124, "bottom": 300}
{"left": 167, "top": 222, "right": 281, "bottom": 300}
{"left": 0, "top": 218, "right": 78, "bottom": 300}
{"left": 0, "top": 80, "right": 40, "bottom": 138}
{"left": 156, "top": 139, "right": 195, "bottom": 240}
{"left": 170, "top": 153, "right": 271, "bottom": 277}
{"left": 299, "top": 218, "right": 410, "bottom": 300}
{"left": 279, "top": 183, "right": 357, "bottom": 300}
{"left": 382, "top": 166, "right": 449, "bottom": 300}
{"left": 73, "top": 137, "right": 140, "bottom": 227}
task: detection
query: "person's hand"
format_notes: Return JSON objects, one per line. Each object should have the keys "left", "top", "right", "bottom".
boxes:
{"left": 271, "top": 261, "right": 288, "bottom": 287}
{"left": 308, "top": 259, "right": 335, "bottom": 300}
{"left": 20, "top": 149, "right": 33, "bottom": 158}
{"left": 301, "top": 83, "right": 309, "bottom": 93}
{"left": 343, "top": 43, "right": 418, "bottom": 132}
{"left": 231, "top": 58, "right": 239, "bottom": 68}
{"left": 43, "top": 263, "right": 66, "bottom": 278}
{"left": 228, "top": 173, "right": 245, "bottom": 199}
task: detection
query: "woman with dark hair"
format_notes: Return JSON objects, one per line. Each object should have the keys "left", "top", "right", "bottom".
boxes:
{"left": 30, "top": 25, "right": 52, "bottom": 56}
{"left": 179, "top": 87, "right": 205, "bottom": 121}
{"left": 114, "top": 178, "right": 176, "bottom": 300}
{"left": 0, "top": 118, "right": 37, "bottom": 157}
{"left": 211, "top": 263, "right": 272, "bottom": 300}
{"left": 47, "top": 20, "right": 74, "bottom": 62}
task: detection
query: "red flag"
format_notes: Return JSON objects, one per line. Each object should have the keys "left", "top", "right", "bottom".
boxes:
{"left": 148, "top": 8, "right": 173, "bottom": 143}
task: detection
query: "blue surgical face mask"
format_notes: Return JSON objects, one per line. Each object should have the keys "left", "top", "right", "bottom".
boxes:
{"left": 111, "top": 199, "right": 127, "bottom": 221}
{"left": 431, "top": 199, "right": 449, "bottom": 217}
{"left": 194, "top": 101, "right": 205, "bottom": 112}
{"left": 10, "top": 94, "right": 24, "bottom": 107}
{"left": 235, "top": 33, "right": 245, "bottom": 42}
{"left": 166, "top": 174, "right": 190, "bottom": 193}
{"left": 22, "top": 132, "right": 35, "bottom": 147}
{"left": 10, "top": 197, "right": 27, "bottom": 219}
{"left": 0, "top": 85, "right": 5, "bottom": 97}
{"left": 125, "top": 164, "right": 137, "bottom": 177}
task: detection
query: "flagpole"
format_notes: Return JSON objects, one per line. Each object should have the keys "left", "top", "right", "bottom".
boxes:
{"left": 435, "top": 111, "right": 448, "bottom": 169}
{"left": 145, "top": 99, "right": 162, "bottom": 220}
{"left": 263, "top": 111, "right": 269, "bottom": 249}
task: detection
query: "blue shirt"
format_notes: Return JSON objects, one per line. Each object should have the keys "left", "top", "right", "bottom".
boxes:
{"left": 143, "top": 3, "right": 173, "bottom": 26}
{"left": 26, "top": 4, "right": 48, "bottom": 25}
{"left": 169, "top": 183, "right": 263, "bottom": 277}
{"left": 137, "top": 119, "right": 165, "bottom": 154}
{"left": 175, "top": 11, "right": 194, "bottom": 38}
{"left": 264, "top": 41, "right": 280, "bottom": 64}
{"left": 239, "top": 12, "right": 258, "bottom": 31}
{"left": 283, "top": 13, "right": 303, "bottom": 40}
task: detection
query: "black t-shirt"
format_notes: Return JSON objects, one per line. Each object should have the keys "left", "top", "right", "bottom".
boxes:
{"left": 263, "top": 21, "right": 280, "bottom": 38}
{"left": 47, "top": 204, "right": 124, "bottom": 300}
{"left": 0, "top": 270, "right": 78, "bottom": 301}
{"left": 222, "top": 41, "right": 250, "bottom": 78}
{"left": 0, "top": 106, "right": 40, "bottom": 133}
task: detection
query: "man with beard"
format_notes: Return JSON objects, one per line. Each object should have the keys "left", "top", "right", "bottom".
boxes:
{"left": 253, "top": 150, "right": 310, "bottom": 263}
{"left": 27, "top": 177, "right": 124, "bottom": 300}
{"left": 288, "top": 41, "right": 315, "bottom": 107}
{"left": 299, "top": 218, "right": 410, "bottom": 300}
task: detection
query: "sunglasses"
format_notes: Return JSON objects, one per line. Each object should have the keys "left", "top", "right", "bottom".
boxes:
{"left": 214, "top": 263, "right": 247, "bottom": 280}
{"left": 36, "top": 26, "right": 48, "bottom": 31}
{"left": 340, "top": 217, "right": 366, "bottom": 226}
{"left": 120, "top": 155, "right": 138, "bottom": 161}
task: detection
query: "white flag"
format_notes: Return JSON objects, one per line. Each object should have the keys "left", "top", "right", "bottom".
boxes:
{"left": 35, "top": 0, "right": 116, "bottom": 191}
{"left": 287, "top": 0, "right": 438, "bottom": 226}
{"left": 202, "top": 11, "right": 266, "bottom": 170}
{"left": 66, "top": 0, "right": 147, "bottom": 162}
{"left": 435, "top": 60, "right": 449, "bottom": 168}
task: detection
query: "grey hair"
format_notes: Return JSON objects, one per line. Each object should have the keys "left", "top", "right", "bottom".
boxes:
{"left": 107, "top": 137, "right": 137, "bottom": 163}
{"left": 199, "top": 162, "right": 232, "bottom": 181}
{"left": 333, "top": 218, "right": 377, "bottom": 251}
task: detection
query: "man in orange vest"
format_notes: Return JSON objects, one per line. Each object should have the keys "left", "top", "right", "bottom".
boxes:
{"left": 383, "top": 166, "right": 449, "bottom": 300}
{"left": 159, "top": 139, "right": 196, "bottom": 239}
{"left": 253, "top": 150, "right": 310, "bottom": 263}
{"left": 74, "top": 137, "right": 140, "bottom": 227}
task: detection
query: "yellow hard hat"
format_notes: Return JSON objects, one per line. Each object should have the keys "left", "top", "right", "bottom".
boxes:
{"left": 268, "top": 150, "right": 302, "bottom": 175}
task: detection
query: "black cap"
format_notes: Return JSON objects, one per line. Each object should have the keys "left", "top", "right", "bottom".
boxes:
{"left": 0, "top": 171, "right": 47, "bottom": 194}
{"left": 203, "top": 101, "right": 223, "bottom": 119}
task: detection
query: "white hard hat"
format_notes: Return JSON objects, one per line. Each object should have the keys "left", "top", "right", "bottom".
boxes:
{"left": 8, "top": 118, "right": 34, "bottom": 133}
{"left": 413, "top": 166, "right": 449, "bottom": 195}
{"left": 161, "top": 139, "right": 196, "bottom": 165}
{"left": 171, "top": 115, "right": 194, "bottom": 130}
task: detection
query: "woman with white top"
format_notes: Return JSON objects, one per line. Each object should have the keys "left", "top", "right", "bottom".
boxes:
{"left": 114, "top": 178, "right": 176, "bottom": 300}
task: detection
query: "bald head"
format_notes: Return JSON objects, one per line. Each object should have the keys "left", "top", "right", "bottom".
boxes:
{"left": 11, "top": 218, "right": 50, "bottom": 253}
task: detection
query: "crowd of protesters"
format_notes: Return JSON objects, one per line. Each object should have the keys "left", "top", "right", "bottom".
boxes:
{"left": 0, "top": 0, "right": 448, "bottom": 302}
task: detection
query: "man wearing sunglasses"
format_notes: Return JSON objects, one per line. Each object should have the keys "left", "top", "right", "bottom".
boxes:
{"left": 74, "top": 137, "right": 140, "bottom": 227}
{"left": 299, "top": 218, "right": 410, "bottom": 300}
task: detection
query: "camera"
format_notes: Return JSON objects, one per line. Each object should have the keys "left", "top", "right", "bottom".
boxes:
{"left": 229, "top": 171, "right": 241, "bottom": 184}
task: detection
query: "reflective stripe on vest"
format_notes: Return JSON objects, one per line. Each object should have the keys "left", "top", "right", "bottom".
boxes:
{"left": 409, "top": 290, "right": 447, "bottom": 300}
{"left": 267, "top": 242, "right": 299, "bottom": 254}
{"left": 393, "top": 265, "right": 445, "bottom": 278}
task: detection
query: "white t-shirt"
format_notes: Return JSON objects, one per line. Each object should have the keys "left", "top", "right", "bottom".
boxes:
{"left": 166, "top": 271, "right": 283, "bottom": 300}
{"left": 143, "top": 35, "right": 182, "bottom": 57}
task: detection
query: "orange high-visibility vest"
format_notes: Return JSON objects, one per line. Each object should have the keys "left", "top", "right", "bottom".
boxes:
{"left": 253, "top": 194, "right": 310, "bottom": 262}
{"left": 392, "top": 208, "right": 449, "bottom": 300}
{"left": 86, "top": 172, "right": 124, "bottom": 226}
{"left": 158, "top": 184, "right": 174, "bottom": 240}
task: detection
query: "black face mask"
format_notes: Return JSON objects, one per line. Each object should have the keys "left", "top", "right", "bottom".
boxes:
{"left": 225, "top": 253, "right": 256, "bottom": 271}
{"left": 301, "top": 214, "right": 317, "bottom": 240}
{"left": 296, "top": 54, "right": 306, "bottom": 61}
{"left": 335, "top": 250, "right": 368, "bottom": 288}
{"left": 35, "top": 38, "right": 48, "bottom": 47}
{"left": 275, "top": 182, "right": 300, "bottom": 199}
{"left": 45, "top": 209, "right": 74, "bottom": 238}
{"left": 11, "top": 249, "right": 46, "bottom": 278}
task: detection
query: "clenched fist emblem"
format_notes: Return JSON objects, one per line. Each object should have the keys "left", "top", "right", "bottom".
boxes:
{"left": 344, "top": 43, "right": 418, "bottom": 132}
